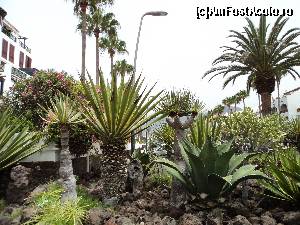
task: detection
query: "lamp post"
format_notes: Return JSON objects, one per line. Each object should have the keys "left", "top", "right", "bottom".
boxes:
{"left": 131, "top": 10, "right": 168, "bottom": 153}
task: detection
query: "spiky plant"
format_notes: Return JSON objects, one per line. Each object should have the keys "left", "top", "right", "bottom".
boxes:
{"left": 80, "top": 72, "right": 164, "bottom": 198}
{"left": 0, "top": 110, "right": 43, "bottom": 171}
{"left": 203, "top": 15, "right": 300, "bottom": 116}
{"left": 41, "top": 94, "right": 83, "bottom": 202}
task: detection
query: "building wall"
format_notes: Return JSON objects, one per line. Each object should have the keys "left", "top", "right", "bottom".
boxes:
{"left": 0, "top": 19, "right": 32, "bottom": 94}
{"left": 286, "top": 91, "right": 300, "bottom": 119}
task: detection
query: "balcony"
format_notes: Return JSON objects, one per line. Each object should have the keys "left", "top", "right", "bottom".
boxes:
{"left": 19, "top": 40, "right": 31, "bottom": 53}
{"left": 1, "top": 27, "right": 31, "bottom": 53}
{"left": 11, "top": 66, "right": 28, "bottom": 82}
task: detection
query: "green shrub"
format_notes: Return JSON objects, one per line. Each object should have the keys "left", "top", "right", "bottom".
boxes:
{"left": 260, "top": 148, "right": 300, "bottom": 203}
{"left": 150, "top": 123, "right": 174, "bottom": 157}
{"left": 155, "top": 138, "right": 268, "bottom": 199}
{"left": 220, "top": 108, "right": 289, "bottom": 153}
{"left": 26, "top": 182, "right": 102, "bottom": 225}
{"left": 0, "top": 199, "right": 5, "bottom": 213}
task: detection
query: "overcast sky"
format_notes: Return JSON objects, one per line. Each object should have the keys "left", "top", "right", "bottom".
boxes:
{"left": 1, "top": 0, "right": 300, "bottom": 110}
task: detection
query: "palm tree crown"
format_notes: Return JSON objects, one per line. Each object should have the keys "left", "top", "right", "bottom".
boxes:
{"left": 203, "top": 16, "right": 300, "bottom": 115}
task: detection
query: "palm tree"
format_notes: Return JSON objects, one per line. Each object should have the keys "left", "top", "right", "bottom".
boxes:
{"left": 203, "top": 16, "right": 300, "bottom": 116}
{"left": 0, "top": 110, "right": 43, "bottom": 171}
{"left": 41, "top": 94, "right": 83, "bottom": 202}
{"left": 211, "top": 104, "right": 225, "bottom": 116}
{"left": 222, "top": 96, "right": 234, "bottom": 114}
{"left": 68, "top": 0, "right": 114, "bottom": 81}
{"left": 85, "top": 9, "right": 119, "bottom": 85}
{"left": 80, "top": 73, "right": 164, "bottom": 198}
{"left": 113, "top": 59, "right": 134, "bottom": 78}
{"left": 99, "top": 33, "right": 127, "bottom": 78}
{"left": 236, "top": 90, "right": 249, "bottom": 110}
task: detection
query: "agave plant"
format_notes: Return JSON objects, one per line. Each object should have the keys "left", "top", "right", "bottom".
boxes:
{"left": 0, "top": 110, "right": 43, "bottom": 171}
{"left": 155, "top": 138, "right": 267, "bottom": 199}
{"left": 260, "top": 148, "right": 300, "bottom": 202}
{"left": 80, "top": 72, "right": 165, "bottom": 198}
{"left": 41, "top": 93, "right": 83, "bottom": 202}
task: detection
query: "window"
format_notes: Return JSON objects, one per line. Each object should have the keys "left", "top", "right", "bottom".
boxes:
{"left": 1, "top": 39, "right": 8, "bottom": 59}
{"left": 19, "top": 51, "right": 24, "bottom": 68}
{"left": 9, "top": 44, "right": 15, "bottom": 63}
{"left": 25, "top": 56, "right": 32, "bottom": 68}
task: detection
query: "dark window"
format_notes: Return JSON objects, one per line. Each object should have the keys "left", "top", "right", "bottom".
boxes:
{"left": 19, "top": 51, "right": 24, "bottom": 68}
{"left": 1, "top": 39, "right": 8, "bottom": 59}
{"left": 25, "top": 56, "right": 32, "bottom": 68}
{"left": 9, "top": 44, "right": 15, "bottom": 63}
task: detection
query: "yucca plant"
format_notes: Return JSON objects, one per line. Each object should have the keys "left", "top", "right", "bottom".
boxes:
{"left": 260, "top": 148, "right": 300, "bottom": 203}
{"left": 0, "top": 110, "right": 43, "bottom": 171}
{"left": 80, "top": 72, "right": 165, "bottom": 198}
{"left": 41, "top": 93, "right": 83, "bottom": 202}
{"left": 155, "top": 138, "right": 267, "bottom": 199}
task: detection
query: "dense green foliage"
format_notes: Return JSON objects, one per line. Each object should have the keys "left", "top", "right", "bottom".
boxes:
{"left": 260, "top": 148, "right": 300, "bottom": 202}
{"left": 27, "top": 182, "right": 102, "bottom": 225}
{"left": 0, "top": 110, "right": 43, "bottom": 171}
{"left": 3, "top": 70, "right": 93, "bottom": 156}
{"left": 220, "top": 108, "right": 289, "bottom": 152}
{"left": 157, "top": 89, "right": 204, "bottom": 116}
{"left": 155, "top": 138, "right": 267, "bottom": 199}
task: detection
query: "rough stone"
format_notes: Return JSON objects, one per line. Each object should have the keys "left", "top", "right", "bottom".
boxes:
{"left": 231, "top": 215, "right": 252, "bottom": 225}
{"left": 161, "top": 216, "right": 177, "bottom": 225}
{"left": 248, "top": 216, "right": 261, "bottom": 225}
{"left": 0, "top": 216, "right": 12, "bottom": 225}
{"left": 261, "top": 214, "right": 277, "bottom": 225}
{"left": 282, "top": 211, "right": 300, "bottom": 225}
{"left": 178, "top": 213, "right": 203, "bottom": 225}
{"left": 20, "top": 207, "right": 36, "bottom": 223}
{"left": 126, "top": 159, "right": 143, "bottom": 195}
{"left": 6, "top": 165, "right": 32, "bottom": 204}
{"left": 87, "top": 208, "right": 113, "bottom": 225}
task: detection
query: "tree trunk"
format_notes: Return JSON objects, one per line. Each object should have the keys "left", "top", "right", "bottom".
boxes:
{"left": 59, "top": 125, "right": 77, "bottom": 202}
{"left": 243, "top": 99, "right": 245, "bottom": 110}
{"left": 94, "top": 28, "right": 100, "bottom": 85}
{"left": 80, "top": 2, "right": 88, "bottom": 82}
{"left": 234, "top": 102, "right": 237, "bottom": 112}
{"left": 100, "top": 139, "right": 129, "bottom": 199}
{"left": 166, "top": 115, "right": 196, "bottom": 208}
{"left": 277, "top": 80, "right": 280, "bottom": 114}
{"left": 260, "top": 92, "right": 272, "bottom": 116}
{"left": 110, "top": 53, "right": 114, "bottom": 79}
{"left": 258, "top": 94, "right": 261, "bottom": 117}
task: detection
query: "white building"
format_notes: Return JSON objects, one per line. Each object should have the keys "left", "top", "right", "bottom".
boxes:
{"left": 273, "top": 87, "right": 300, "bottom": 120}
{"left": 0, "top": 7, "right": 34, "bottom": 96}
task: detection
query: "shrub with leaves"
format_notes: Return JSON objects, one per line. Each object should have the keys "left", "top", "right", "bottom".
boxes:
{"left": 150, "top": 123, "right": 175, "bottom": 157}
{"left": 3, "top": 70, "right": 93, "bottom": 156}
{"left": 155, "top": 138, "right": 267, "bottom": 199}
{"left": 157, "top": 88, "right": 204, "bottom": 116}
{"left": 27, "top": 182, "right": 102, "bottom": 225}
{"left": 220, "top": 108, "right": 289, "bottom": 153}
{"left": 260, "top": 148, "right": 300, "bottom": 203}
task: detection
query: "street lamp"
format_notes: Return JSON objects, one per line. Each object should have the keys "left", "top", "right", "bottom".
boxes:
{"left": 132, "top": 11, "right": 168, "bottom": 81}
{"left": 131, "top": 10, "right": 168, "bottom": 153}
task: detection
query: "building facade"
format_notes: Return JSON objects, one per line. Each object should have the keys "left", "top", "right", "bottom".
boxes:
{"left": 0, "top": 7, "right": 33, "bottom": 95}
{"left": 273, "top": 87, "right": 300, "bottom": 120}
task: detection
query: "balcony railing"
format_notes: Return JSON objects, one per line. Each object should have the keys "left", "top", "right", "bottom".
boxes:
{"left": 11, "top": 67, "right": 28, "bottom": 82}
{"left": 19, "top": 41, "right": 31, "bottom": 53}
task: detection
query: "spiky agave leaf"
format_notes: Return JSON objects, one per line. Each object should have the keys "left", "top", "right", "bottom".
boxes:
{"left": 0, "top": 110, "right": 44, "bottom": 170}
{"left": 80, "top": 71, "right": 165, "bottom": 144}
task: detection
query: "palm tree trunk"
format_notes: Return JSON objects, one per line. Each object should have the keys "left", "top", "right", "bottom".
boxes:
{"left": 100, "top": 139, "right": 129, "bottom": 199}
{"left": 80, "top": 1, "right": 88, "bottom": 82}
{"left": 94, "top": 29, "right": 100, "bottom": 85}
{"left": 243, "top": 99, "right": 245, "bottom": 110}
{"left": 59, "top": 125, "right": 77, "bottom": 202}
{"left": 258, "top": 94, "right": 261, "bottom": 117}
{"left": 234, "top": 102, "right": 237, "bottom": 112}
{"left": 276, "top": 80, "right": 280, "bottom": 114}
{"left": 260, "top": 92, "right": 272, "bottom": 116}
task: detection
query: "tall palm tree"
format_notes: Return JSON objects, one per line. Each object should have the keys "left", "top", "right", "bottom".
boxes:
{"left": 211, "top": 104, "right": 225, "bottom": 116}
{"left": 41, "top": 94, "right": 83, "bottom": 202}
{"left": 68, "top": 0, "right": 114, "bottom": 81}
{"left": 99, "top": 34, "right": 127, "bottom": 78}
{"left": 222, "top": 96, "right": 234, "bottom": 114}
{"left": 113, "top": 59, "right": 134, "bottom": 78}
{"left": 86, "top": 9, "right": 119, "bottom": 85}
{"left": 203, "top": 16, "right": 300, "bottom": 116}
{"left": 236, "top": 90, "right": 249, "bottom": 110}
